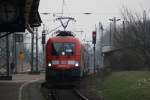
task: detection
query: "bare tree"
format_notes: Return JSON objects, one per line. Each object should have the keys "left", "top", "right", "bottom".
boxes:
{"left": 113, "top": 8, "right": 150, "bottom": 70}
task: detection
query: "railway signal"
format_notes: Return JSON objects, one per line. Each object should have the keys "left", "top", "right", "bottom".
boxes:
{"left": 42, "top": 33, "right": 46, "bottom": 44}
{"left": 92, "top": 31, "right": 96, "bottom": 44}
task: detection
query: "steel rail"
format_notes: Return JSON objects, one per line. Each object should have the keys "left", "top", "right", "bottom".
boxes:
{"left": 73, "top": 88, "right": 89, "bottom": 100}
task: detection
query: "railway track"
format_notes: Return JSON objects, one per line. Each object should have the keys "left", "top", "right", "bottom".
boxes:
{"left": 49, "top": 89, "right": 59, "bottom": 100}
{"left": 73, "top": 88, "right": 89, "bottom": 100}
{"left": 41, "top": 83, "right": 89, "bottom": 100}
{"left": 49, "top": 88, "right": 89, "bottom": 100}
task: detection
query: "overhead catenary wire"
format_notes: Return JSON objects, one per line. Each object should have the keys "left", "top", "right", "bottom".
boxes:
{"left": 40, "top": 12, "right": 120, "bottom": 16}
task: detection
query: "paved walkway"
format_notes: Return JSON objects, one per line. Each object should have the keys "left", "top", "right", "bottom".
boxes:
{"left": 0, "top": 73, "right": 45, "bottom": 83}
{"left": 13, "top": 73, "right": 44, "bottom": 81}
{"left": 0, "top": 73, "right": 45, "bottom": 100}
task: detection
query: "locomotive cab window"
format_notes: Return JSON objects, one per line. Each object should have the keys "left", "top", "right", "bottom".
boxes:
{"left": 51, "top": 43, "right": 75, "bottom": 56}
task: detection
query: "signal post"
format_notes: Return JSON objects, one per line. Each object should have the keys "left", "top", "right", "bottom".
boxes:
{"left": 42, "top": 26, "right": 46, "bottom": 70}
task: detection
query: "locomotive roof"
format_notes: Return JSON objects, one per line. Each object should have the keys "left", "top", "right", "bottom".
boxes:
{"left": 47, "top": 36, "right": 81, "bottom": 44}
{"left": 56, "top": 31, "right": 74, "bottom": 37}
{"left": 46, "top": 31, "right": 84, "bottom": 45}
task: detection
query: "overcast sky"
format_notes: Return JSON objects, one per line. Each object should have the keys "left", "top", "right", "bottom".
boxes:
{"left": 39, "top": 0, "right": 150, "bottom": 41}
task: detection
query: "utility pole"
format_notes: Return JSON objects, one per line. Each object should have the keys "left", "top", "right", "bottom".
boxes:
{"left": 99, "top": 22, "right": 104, "bottom": 68}
{"left": 99, "top": 22, "right": 104, "bottom": 46}
{"left": 61, "top": 0, "right": 65, "bottom": 16}
{"left": 143, "top": 10, "right": 147, "bottom": 46}
{"left": 92, "top": 30, "right": 96, "bottom": 73}
{"left": 109, "top": 23, "right": 112, "bottom": 45}
{"left": 122, "top": 21, "right": 126, "bottom": 41}
{"left": 109, "top": 17, "right": 121, "bottom": 46}
{"left": 142, "top": 10, "right": 149, "bottom": 69}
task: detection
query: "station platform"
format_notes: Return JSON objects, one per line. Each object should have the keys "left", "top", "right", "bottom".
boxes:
{"left": 0, "top": 73, "right": 44, "bottom": 82}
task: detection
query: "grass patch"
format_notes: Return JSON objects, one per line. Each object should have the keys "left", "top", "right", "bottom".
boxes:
{"left": 99, "top": 71, "right": 150, "bottom": 100}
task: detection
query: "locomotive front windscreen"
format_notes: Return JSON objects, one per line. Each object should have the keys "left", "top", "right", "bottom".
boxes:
{"left": 51, "top": 42, "right": 75, "bottom": 56}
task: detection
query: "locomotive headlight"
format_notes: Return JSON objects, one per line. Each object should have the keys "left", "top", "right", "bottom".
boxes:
{"left": 48, "top": 62, "right": 52, "bottom": 67}
{"left": 62, "top": 51, "right": 65, "bottom": 55}
{"left": 75, "top": 61, "right": 79, "bottom": 67}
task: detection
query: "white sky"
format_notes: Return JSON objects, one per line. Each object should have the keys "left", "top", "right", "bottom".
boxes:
{"left": 38, "top": 0, "right": 150, "bottom": 41}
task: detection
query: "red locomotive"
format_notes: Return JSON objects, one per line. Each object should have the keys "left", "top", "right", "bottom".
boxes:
{"left": 45, "top": 31, "right": 89, "bottom": 82}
